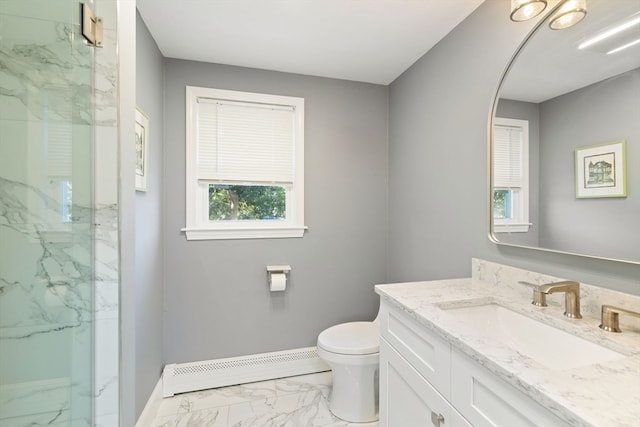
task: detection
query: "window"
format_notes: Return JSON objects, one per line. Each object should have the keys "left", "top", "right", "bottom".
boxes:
{"left": 493, "top": 117, "right": 530, "bottom": 233}
{"left": 183, "top": 86, "right": 306, "bottom": 240}
{"left": 46, "top": 115, "right": 74, "bottom": 225}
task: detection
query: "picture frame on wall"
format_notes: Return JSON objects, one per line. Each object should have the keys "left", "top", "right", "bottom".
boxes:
{"left": 575, "top": 140, "right": 627, "bottom": 198}
{"left": 135, "top": 106, "right": 150, "bottom": 192}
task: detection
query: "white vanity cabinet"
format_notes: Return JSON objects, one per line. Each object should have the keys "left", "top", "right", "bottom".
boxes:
{"left": 379, "top": 302, "right": 470, "bottom": 427}
{"left": 379, "top": 301, "right": 571, "bottom": 427}
{"left": 380, "top": 339, "right": 471, "bottom": 427}
{"left": 450, "top": 349, "right": 570, "bottom": 427}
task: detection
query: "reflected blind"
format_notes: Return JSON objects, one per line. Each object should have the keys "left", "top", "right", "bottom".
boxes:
{"left": 45, "top": 88, "right": 73, "bottom": 178}
{"left": 197, "top": 98, "right": 295, "bottom": 184}
{"left": 493, "top": 124, "right": 523, "bottom": 188}
{"left": 46, "top": 121, "right": 73, "bottom": 178}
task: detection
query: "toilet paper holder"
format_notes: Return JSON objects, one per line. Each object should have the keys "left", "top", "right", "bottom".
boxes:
{"left": 267, "top": 265, "right": 291, "bottom": 288}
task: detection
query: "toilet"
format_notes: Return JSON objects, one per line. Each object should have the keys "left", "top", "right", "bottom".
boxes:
{"left": 317, "top": 317, "right": 380, "bottom": 423}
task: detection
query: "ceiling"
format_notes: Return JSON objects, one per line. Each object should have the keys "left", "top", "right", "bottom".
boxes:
{"left": 136, "top": 0, "right": 485, "bottom": 85}
{"left": 499, "top": 0, "right": 640, "bottom": 103}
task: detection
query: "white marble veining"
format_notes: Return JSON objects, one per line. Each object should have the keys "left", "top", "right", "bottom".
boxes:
{"left": 473, "top": 259, "right": 640, "bottom": 330}
{"left": 0, "top": 16, "right": 92, "bottom": 124}
{"left": 93, "top": 204, "right": 119, "bottom": 421}
{"left": 94, "top": 27, "right": 118, "bottom": 127}
{"left": 0, "top": 178, "right": 94, "bottom": 424}
{"left": 0, "top": 178, "right": 93, "bottom": 333}
{"left": 0, "top": 0, "right": 120, "bottom": 424}
{"left": 150, "top": 372, "right": 379, "bottom": 427}
{"left": 375, "top": 259, "right": 640, "bottom": 427}
{"left": 91, "top": 1, "right": 120, "bottom": 421}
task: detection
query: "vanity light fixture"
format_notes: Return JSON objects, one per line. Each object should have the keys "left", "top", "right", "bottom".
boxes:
{"left": 510, "top": 0, "right": 547, "bottom": 22}
{"left": 549, "top": 0, "right": 587, "bottom": 30}
{"left": 578, "top": 14, "right": 640, "bottom": 49}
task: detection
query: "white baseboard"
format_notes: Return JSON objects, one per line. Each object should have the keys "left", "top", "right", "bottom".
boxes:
{"left": 136, "top": 346, "right": 330, "bottom": 425}
{"left": 163, "top": 346, "right": 329, "bottom": 397}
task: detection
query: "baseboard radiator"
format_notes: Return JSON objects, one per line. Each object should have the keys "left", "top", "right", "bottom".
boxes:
{"left": 162, "top": 346, "right": 330, "bottom": 397}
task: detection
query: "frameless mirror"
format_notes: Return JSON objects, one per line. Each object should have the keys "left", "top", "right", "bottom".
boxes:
{"left": 490, "top": 0, "right": 640, "bottom": 263}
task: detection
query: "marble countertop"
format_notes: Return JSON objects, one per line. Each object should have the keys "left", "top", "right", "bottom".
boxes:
{"left": 375, "top": 278, "right": 640, "bottom": 427}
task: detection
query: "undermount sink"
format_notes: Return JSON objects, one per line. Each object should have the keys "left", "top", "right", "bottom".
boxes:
{"left": 444, "top": 303, "right": 625, "bottom": 370}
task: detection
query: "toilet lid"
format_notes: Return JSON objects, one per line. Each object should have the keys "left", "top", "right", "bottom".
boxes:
{"left": 317, "top": 321, "right": 379, "bottom": 355}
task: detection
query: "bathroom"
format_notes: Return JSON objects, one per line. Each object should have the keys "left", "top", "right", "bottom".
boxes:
{"left": 0, "top": 0, "right": 638, "bottom": 426}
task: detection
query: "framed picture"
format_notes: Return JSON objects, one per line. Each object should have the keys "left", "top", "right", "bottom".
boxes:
{"left": 575, "top": 140, "right": 626, "bottom": 198}
{"left": 135, "top": 106, "right": 150, "bottom": 191}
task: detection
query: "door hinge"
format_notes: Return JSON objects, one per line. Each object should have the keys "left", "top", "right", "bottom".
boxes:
{"left": 81, "top": 3, "right": 103, "bottom": 48}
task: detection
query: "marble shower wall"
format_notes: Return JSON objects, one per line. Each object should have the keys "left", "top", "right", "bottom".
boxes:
{"left": 0, "top": 1, "right": 119, "bottom": 426}
{"left": 93, "top": 1, "right": 119, "bottom": 425}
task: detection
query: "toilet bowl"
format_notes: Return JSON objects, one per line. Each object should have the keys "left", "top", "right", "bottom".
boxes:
{"left": 317, "top": 320, "right": 380, "bottom": 423}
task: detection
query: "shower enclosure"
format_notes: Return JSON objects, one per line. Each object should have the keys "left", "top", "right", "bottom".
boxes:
{"left": 0, "top": 1, "right": 119, "bottom": 425}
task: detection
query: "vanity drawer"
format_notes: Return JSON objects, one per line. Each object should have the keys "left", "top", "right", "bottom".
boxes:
{"left": 451, "top": 349, "right": 570, "bottom": 427}
{"left": 380, "top": 301, "right": 451, "bottom": 397}
{"left": 380, "top": 338, "right": 471, "bottom": 427}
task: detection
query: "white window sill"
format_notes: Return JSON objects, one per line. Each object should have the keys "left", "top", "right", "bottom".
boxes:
{"left": 494, "top": 223, "right": 532, "bottom": 233}
{"left": 182, "top": 225, "right": 308, "bottom": 241}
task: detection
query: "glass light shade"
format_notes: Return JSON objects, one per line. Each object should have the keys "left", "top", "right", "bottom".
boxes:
{"left": 549, "top": 0, "right": 587, "bottom": 30}
{"left": 510, "top": 0, "right": 548, "bottom": 22}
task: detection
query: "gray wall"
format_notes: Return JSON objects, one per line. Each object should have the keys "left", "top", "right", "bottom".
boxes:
{"left": 388, "top": 0, "right": 639, "bottom": 293}
{"left": 162, "top": 60, "right": 388, "bottom": 364}
{"left": 129, "top": 1, "right": 639, "bottom": 415}
{"left": 496, "top": 69, "right": 639, "bottom": 261}
{"left": 495, "top": 99, "right": 540, "bottom": 247}
{"left": 135, "top": 12, "right": 164, "bottom": 419}
{"left": 538, "top": 68, "right": 639, "bottom": 261}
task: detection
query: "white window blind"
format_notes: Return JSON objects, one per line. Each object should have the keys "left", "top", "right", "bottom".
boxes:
{"left": 196, "top": 98, "right": 295, "bottom": 184}
{"left": 46, "top": 121, "right": 73, "bottom": 178}
{"left": 44, "top": 87, "right": 74, "bottom": 178}
{"left": 493, "top": 124, "right": 523, "bottom": 188}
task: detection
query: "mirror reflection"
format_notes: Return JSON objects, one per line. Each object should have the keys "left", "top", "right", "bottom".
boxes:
{"left": 491, "top": 0, "right": 640, "bottom": 263}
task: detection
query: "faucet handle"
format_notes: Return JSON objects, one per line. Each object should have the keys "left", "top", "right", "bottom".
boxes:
{"left": 518, "top": 281, "right": 539, "bottom": 287}
{"left": 599, "top": 305, "right": 640, "bottom": 333}
{"left": 532, "top": 289, "right": 547, "bottom": 307}
{"left": 521, "top": 281, "right": 548, "bottom": 306}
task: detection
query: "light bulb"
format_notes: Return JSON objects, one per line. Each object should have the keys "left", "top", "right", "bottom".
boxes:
{"left": 549, "top": 0, "right": 587, "bottom": 30}
{"left": 510, "top": 0, "right": 548, "bottom": 22}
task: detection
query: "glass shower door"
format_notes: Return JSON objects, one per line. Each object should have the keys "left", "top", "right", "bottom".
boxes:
{"left": 0, "top": 1, "right": 95, "bottom": 425}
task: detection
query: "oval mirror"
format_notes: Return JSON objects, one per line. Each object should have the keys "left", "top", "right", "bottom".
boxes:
{"left": 490, "top": 0, "right": 640, "bottom": 263}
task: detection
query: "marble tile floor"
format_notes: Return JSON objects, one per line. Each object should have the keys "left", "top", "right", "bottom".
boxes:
{"left": 149, "top": 371, "right": 379, "bottom": 427}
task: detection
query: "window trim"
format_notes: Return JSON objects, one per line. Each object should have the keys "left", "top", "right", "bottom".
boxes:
{"left": 493, "top": 117, "right": 531, "bottom": 233}
{"left": 182, "top": 86, "right": 306, "bottom": 240}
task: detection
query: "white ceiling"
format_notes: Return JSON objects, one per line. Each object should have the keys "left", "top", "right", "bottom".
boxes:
{"left": 499, "top": 0, "right": 640, "bottom": 103}
{"left": 136, "top": 0, "right": 485, "bottom": 85}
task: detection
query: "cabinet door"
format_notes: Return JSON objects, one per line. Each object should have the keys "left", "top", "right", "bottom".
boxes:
{"left": 380, "top": 339, "right": 471, "bottom": 427}
{"left": 451, "top": 349, "right": 570, "bottom": 427}
{"left": 380, "top": 302, "right": 451, "bottom": 396}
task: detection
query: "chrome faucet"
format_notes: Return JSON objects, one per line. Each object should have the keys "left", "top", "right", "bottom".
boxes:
{"left": 532, "top": 281, "right": 582, "bottom": 319}
{"left": 599, "top": 305, "right": 640, "bottom": 332}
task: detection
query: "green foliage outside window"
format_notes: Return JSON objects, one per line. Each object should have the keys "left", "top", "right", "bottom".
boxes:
{"left": 209, "top": 185, "right": 286, "bottom": 220}
{"left": 493, "top": 190, "right": 506, "bottom": 219}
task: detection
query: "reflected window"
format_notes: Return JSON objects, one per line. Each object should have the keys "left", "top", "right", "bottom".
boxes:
{"left": 58, "top": 180, "right": 73, "bottom": 223}
{"left": 493, "top": 117, "right": 530, "bottom": 233}
{"left": 44, "top": 112, "right": 74, "bottom": 225}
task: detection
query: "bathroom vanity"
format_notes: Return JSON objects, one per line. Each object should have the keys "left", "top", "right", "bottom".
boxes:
{"left": 376, "top": 260, "right": 640, "bottom": 427}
